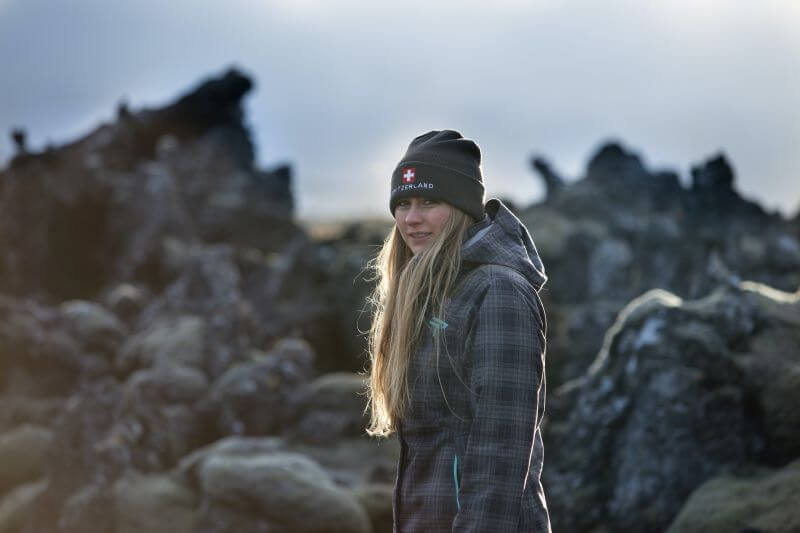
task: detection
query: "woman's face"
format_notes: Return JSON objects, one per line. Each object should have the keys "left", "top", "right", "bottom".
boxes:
{"left": 394, "top": 196, "right": 452, "bottom": 255}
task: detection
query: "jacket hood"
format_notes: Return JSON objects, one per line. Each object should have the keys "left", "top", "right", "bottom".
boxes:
{"left": 460, "top": 199, "right": 547, "bottom": 292}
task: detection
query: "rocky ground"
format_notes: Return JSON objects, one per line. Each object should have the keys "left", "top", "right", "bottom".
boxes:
{"left": 1, "top": 68, "right": 798, "bottom": 532}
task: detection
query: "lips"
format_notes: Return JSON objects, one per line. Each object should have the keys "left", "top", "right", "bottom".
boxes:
{"left": 409, "top": 232, "right": 432, "bottom": 239}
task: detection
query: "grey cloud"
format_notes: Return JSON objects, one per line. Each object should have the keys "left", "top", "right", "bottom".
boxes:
{"left": 1, "top": 0, "right": 797, "bottom": 218}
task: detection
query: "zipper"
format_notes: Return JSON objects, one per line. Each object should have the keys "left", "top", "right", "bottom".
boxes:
{"left": 453, "top": 453, "right": 461, "bottom": 511}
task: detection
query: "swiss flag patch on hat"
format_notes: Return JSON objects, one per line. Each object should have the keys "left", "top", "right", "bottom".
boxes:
{"left": 401, "top": 167, "right": 416, "bottom": 183}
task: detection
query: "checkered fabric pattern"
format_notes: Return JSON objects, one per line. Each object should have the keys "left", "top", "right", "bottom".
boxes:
{"left": 393, "top": 199, "right": 551, "bottom": 532}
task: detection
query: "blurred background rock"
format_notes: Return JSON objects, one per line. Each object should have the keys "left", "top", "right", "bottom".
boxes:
{"left": 1, "top": 58, "right": 798, "bottom": 533}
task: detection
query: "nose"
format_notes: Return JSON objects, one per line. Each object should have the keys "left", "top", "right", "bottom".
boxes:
{"left": 404, "top": 203, "right": 423, "bottom": 225}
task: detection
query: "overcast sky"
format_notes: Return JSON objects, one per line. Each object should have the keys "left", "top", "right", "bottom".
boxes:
{"left": 1, "top": 0, "right": 798, "bottom": 220}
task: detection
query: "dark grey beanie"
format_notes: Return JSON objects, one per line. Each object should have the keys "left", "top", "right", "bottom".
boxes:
{"left": 389, "top": 130, "right": 485, "bottom": 221}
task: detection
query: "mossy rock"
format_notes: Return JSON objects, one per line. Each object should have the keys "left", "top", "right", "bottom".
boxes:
{"left": 113, "top": 471, "right": 199, "bottom": 533}
{"left": 0, "top": 425, "right": 52, "bottom": 496}
{"left": 667, "top": 459, "right": 800, "bottom": 533}
{"left": 0, "top": 479, "right": 47, "bottom": 533}
{"left": 199, "top": 451, "right": 371, "bottom": 533}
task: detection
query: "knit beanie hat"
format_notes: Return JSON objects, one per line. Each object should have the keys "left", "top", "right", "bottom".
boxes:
{"left": 389, "top": 130, "right": 485, "bottom": 221}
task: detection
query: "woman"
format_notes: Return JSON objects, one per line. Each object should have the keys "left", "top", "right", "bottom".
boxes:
{"left": 367, "top": 130, "right": 551, "bottom": 532}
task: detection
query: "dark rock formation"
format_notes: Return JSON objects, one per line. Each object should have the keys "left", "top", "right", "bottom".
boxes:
{"left": 308, "top": 219, "right": 393, "bottom": 372}
{"left": 666, "top": 459, "right": 800, "bottom": 532}
{"left": 518, "top": 140, "right": 799, "bottom": 387}
{"left": 173, "top": 435, "right": 394, "bottom": 533}
{"left": 544, "top": 282, "right": 799, "bottom": 532}
{"left": 0, "top": 69, "right": 386, "bottom": 533}
{"left": 688, "top": 154, "right": 767, "bottom": 219}
{"left": 530, "top": 156, "right": 565, "bottom": 198}
{"left": 318, "top": 139, "right": 799, "bottom": 533}
{"left": 10, "top": 128, "right": 26, "bottom": 154}
{"left": 0, "top": 425, "right": 52, "bottom": 496}
{"left": 210, "top": 339, "right": 314, "bottom": 436}
{"left": 289, "top": 372, "right": 370, "bottom": 445}
{"left": 0, "top": 295, "right": 86, "bottom": 397}
{"left": 1, "top": 68, "right": 797, "bottom": 533}
{"left": 0, "top": 67, "right": 296, "bottom": 301}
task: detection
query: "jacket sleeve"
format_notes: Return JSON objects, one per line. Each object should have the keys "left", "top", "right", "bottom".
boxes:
{"left": 451, "top": 276, "right": 547, "bottom": 532}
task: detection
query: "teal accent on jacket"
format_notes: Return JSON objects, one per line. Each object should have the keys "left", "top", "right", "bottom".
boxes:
{"left": 393, "top": 199, "right": 551, "bottom": 532}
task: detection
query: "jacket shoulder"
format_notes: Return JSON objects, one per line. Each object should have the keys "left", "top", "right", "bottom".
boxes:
{"left": 461, "top": 264, "right": 536, "bottom": 297}
{"left": 459, "top": 264, "right": 546, "bottom": 333}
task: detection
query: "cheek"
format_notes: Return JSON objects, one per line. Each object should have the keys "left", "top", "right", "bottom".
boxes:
{"left": 433, "top": 210, "right": 452, "bottom": 231}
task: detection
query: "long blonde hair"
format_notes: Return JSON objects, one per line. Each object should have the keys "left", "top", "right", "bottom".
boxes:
{"left": 366, "top": 208, "right": 473, "bottom": 436}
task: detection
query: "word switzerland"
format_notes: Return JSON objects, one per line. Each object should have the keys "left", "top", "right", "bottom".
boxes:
{"left": 392, "top": 182, "right": 434, "bottom": 194}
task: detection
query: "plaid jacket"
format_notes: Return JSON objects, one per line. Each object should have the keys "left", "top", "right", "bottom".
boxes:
{"left": 394, "top": 199, "right": 551, "bottom": 532}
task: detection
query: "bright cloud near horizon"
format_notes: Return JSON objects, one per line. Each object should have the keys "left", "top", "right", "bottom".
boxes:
{"left": 1, "top": 0, "right": 798, "bottom": 220}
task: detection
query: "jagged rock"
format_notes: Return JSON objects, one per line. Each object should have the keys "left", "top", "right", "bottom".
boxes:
{"left": 732, "top": 282, "right": 800, "bottom": 464}
{"left": 125, "top": 364, "right": 208, "bottom": 405}
{"left": 260, "top": 163, "right": 293, "bottom": 209}
{"left": 113, "top": 471, "right": 198, "bottom": 533}
{"left": 20, "top": 374, "right": 208, "bottom": 531}
{"left": 530, "top": 156, "right": 565, "bottom": 198}
{"left": 0, "top": 425, "right": 52, "bottom": 496}
{"left": 688, "top": 153, "right": 767, "bottom": 219}
{"left": 771, "top": 233, "right": 800, "bottom": 270}
{"left": 544, "top": 300, "right": 621, "bottom": 406}
{"left": 515, "top": 141, "right": 797, "bottom": 388}
{"left": 117, "top": 100, "right": 131, "bottom": 119}
{"left": 0, "top": 297, "right": 84, "bottom": 396}
{"left": 0, "top": 478, "right": 48, "bottom": 533}
{"left": 304, "top": 218, "right": 399, "bottom": 373}
{"left": 9, "top": 128, "right": 26, "bottom": 154}
{"left": 136, "top": 243, "right": 253, "bottom": 379}
{"left": 116, "top": 315, "right": 206, "bottom": 375}
{"left": 58, "top": 483, "right": 114, "bottom": 533}
{"left": 41, "top": 379, "right": 129, "bottom": 513}
{"left": 198, "top": 452, "right": 372, "bottom": 533}
{"left": 666, "top": 459, "right": 800, "bottom": 533}
{"left": 519, "top": 209, "right": 611, "bottom": 305}
{"left": 103, "top": 282, "right": 149, "bottom": 323}
{"left": 137, "top": 68, "right": 253, "bottom": 148}
{"left": 586, "top": 142, "right": 648, "bottom": 183}
{"left": 1, "top": 66, "right": 797, "bottom": 533}
{"left": 544, "top": 281, "right": 800, "bottom": 532}
{"left": 235, "top": 234, "right": 350, "bottom": 373}
{"left": 691, "top": 153, "right": 734, "bottom": 190}
{"left": 290, "top": 372, "right": 369, "bottom": 444}
{"left": 128, "top": 232, "right": 347, "bottom": 378}
{"left": 146, "top": 132, "right": 297, "bottom": 249}
{"left": 588, "top": 238, "right": 633, "bottom": 297}
{"left": 516, "top": 206, "right": 575, "bottom": 259}
{"left": 120, "top": 365, "right": 215, "bottom": 469}
{"left": 107, "top": 161, "right": 199, "bottom": 286}
{"left": 59, "top": 300, "right": 128, "bottom": 357}
{"left": 210, "top": 339, "right": 313, "bottom": 435}
{"left": 0, "top": 68, "right": 297, "bottom": 301}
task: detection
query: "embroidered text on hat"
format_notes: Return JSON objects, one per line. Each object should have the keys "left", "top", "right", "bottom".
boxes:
{"left": 389, "top": 130, "right": 486, "bottom": 221}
